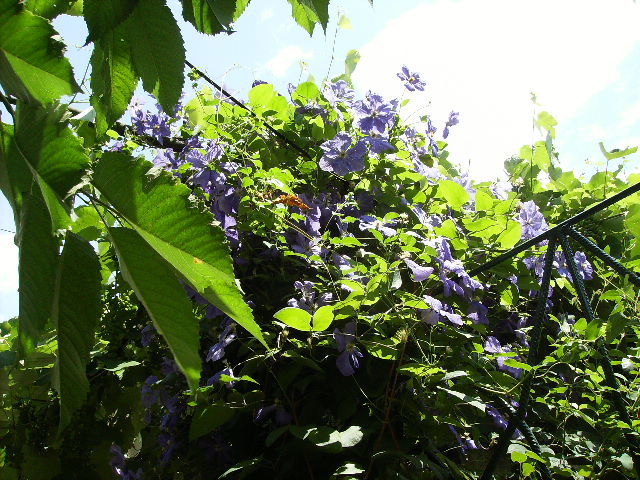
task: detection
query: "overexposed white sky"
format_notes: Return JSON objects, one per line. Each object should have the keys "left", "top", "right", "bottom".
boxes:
{"left": 1, "top": 0, "right": 639, "bottom": 320}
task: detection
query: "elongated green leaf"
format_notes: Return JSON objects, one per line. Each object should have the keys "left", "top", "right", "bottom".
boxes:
{"left": 599, "top": 141, "right": 638, "bottom": 161}
{"left": 92, "top": 152, "right": 266, "bottom": 347}
{"left": 17, "top": 191, "right": 58, "bottom": 356}
{"left": 126, "top": 0, "right": 184, "bottom": 113}
{"left": 0, "top": 122, "right": 26, "bottom": 225}
{"left": 52, "top": 232, "right": 101, "bottom": 431}
{"left": 83, "top": 0, "right": 139, "bottom": 43}
{"left": 109, "top": 227, "right": 202, "bottom": 389}
{"left": 0, "top": 0, "right": 79, "bottom": 104}
{"left": 90, "top": 24, "right": 138, "bottom": 135}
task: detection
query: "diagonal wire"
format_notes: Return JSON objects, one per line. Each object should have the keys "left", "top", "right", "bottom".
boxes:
{"left": 185, "top": 60, "right": 313, "bottom": 161}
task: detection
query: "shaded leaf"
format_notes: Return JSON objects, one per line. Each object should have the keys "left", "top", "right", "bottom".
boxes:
{"left": 189, "top": 403, "right": 234, "bottom": 440}
{"left": 92, "top": 152, "right": 266, "bottom": 347}
{"left": 17, "top": 191, "right": 58, "bottom": 356}
{"left": 0, "top": 1, "right": 79, "bottom": 104}
{"left": 126, "top": 0, "right": 184, "bottom": 113}
{"left": 52, "top": 232, "right": 101, "bottom": 431}
{"left": 83, "top": 0, "right": 139, "bottom": 43}
{"left": 110, "top": 227, "right": 202, "bottom": 389}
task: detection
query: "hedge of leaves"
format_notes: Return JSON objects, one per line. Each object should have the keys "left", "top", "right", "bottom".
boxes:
{"left": 1, "top": 64, "right": 640, "bottom": 480}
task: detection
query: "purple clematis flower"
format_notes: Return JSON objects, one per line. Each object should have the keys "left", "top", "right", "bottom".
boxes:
{"left": 207, "top": 321, "right": 236, "bottom": 362}
{"left": 319, "top": 132, "right": 367, "bottom": 176}
{"left": 518, "top": 201, "right": 548, "bottom": 240}
{"left": 359, "top": 215, "right": 398, "bottom": 237}
{"left": 491, "top": 180, "right": 512, "bottom": 200}
{"left": 255, "top": 403, "right": 293, "bottom": 426}
{"left": 404, "top": 259, "right": 434, "bottom": 281}
{"left": 467, "top": 301, "right": 489, "bottom": 325}
{"left": 484, "top": 336, "right": 522, "bottom": 378}
{"left": 364, "top": 126, "right": 396, "bottom": 154}
{"left": 397, "top": 66, "right": 426, "bottom": 92}
{"left": 418, "top": 295, "right": 463, "bottom": 326}
{"left": 448, "top": 425, "right": 478, "bottom": 455}
{"left": 252, "top": 79, "right": 267, "bottom": 88}
{"left": 442, "top": 111, "right": 459, "bottom": 139}
{"left": 287, "top": 280, "right": 333, "bottom": 312}
{"left": 324, "top": 80, "right": 355, "bottom": 107}
{"left": 141, "top": 324, "right": 156, "bottom": 347}
{"left": 352, "top": 92, "right": 397, "bottom": 133}
{"left": 486, "top": 404, "right": 523, "bottom": 439}
{"left": 334, "top": 322, "right": 364, "bottom": 376}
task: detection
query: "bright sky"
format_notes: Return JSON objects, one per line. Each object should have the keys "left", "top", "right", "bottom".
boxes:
{"left": 1, "top": 0, "right": 639, "bottom": 320}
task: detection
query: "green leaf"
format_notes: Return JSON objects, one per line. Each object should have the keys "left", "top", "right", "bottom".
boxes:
{"left": 311, "top": 305, "right": 334, "bottom": 331}
{"left": 274, "top": 307, "right": 312, "bottom": 331}
{"left": 11, "top": 103, "right": 90, "bottom": 201}
{"left": 90, "top": 23, "right": 138, "bottom": 135}
{"left": 337, "top": 13, "right": 352, "bottom": 29}
{"left": 52, "top": 232, "right": 101, "bottom": 432}
{"left": 290, "top": 425, "right": 363, "bottom": 452}
{"left": 436, "top": 180, "right": 470, "bottom": 210}
{"left": 92, "top": 153, "right": 266, "bottom": 347}
{"left": 617, "top": 453, "right": 634, "bottom": 471}
{"left": 126, "top": 0, "right": 185, "bottom": 113}
{"left": 497, "top": 221, "right": 522, "bottom": 249}
{"left": 438, "top": 387, "right": 486, "bottom": 412}
{"left": 17, "top": 191, "right": 59, "bottom": 356}
{"left": 474, "top": 190, "right": 494, "bottom": 211}
{"left": 0, "top": 1, "right": 79, "bottom": 104}
{"left": 24, "top": 0, "right": 74, "bottom": 18}
{"left": 334, "top": 463, "right": 364, "bottom": 475}
{"left": 83, "top": 0, "right": 139, "bottom": 43}
{"left": 344, "top": 49, "right": 360, "bottom": 79}
{"left": 536, "top": 111, "right": 557, "bottom": 138}
{"left": 599, "top": 142, "right": 638, "bottom": 161}
{"left": 189, "top": 403, "right": 234, "bottom": 440}
{"left": 182, "top": 0, "right": 250, "bottom": 35}
{"left": 110, "top": 227, "right": 202, "bottom": 389}
{"left": 287, "top": 0, "right": 328, "bottom": 34}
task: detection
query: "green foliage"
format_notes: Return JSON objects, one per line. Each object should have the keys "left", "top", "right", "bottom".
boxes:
{"left": 52, "top": 231, "right": 101, "bottom": 431}
{"left": 0, "top": 0, "right": 79, "bottom": 104}
{"left": 109, "top": 227, "right": 202, "bottom": 389}
{"left": 92, "top": 152, "right": 265, "bottom": 347}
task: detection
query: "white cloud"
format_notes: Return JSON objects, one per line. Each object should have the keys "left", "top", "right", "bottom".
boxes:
{"left": 266, "top": 45, "right": 314, "bottom": 78}
{"left": 353, "top": 0, "right": 640, "bottom": 180}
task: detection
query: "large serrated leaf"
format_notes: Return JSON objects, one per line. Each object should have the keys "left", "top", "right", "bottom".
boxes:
{"left": 126, "top": 0, "right": 184, "bottom": 113}
{"left": 11, "top": 103, "right": 89, "bottom": 201}
{"left": 92, "top": 152, "right": 266, "bottom": 347}
{"left": 17, "top": 191, "right": 59, "bottom": 356}
{"left": 287, "top": 0, "right": 323, "bottom": 35}
{"left": 83, "top": 0, "right": 139, "bottom": 43}
{"left": 182, "top": 0, "right": 251, "bottom": 35}
{"left": 90, "top": 24, "right": 138, "bottom": 136}
{"left": 109, "top": 227, "right": 202, "bottom": 390}
{"left": 52, "top": 232, "right": 101, "bottom": 431}
{"left": 24, "top": 0, "right": 74, "bottom": 18}
{"left": 0, "top": 0, "right": 79, "bottom": 104}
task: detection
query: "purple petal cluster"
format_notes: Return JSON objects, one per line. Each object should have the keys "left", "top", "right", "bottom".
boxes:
{"left": 324, "top": 80, "right": 356, "bottom": 107}
{"left": 140, "top": 324, "right": 156, "bottom": 347}
{"left": 397, "top": 66, "right": 426, "bottom": 92}
{"left": 436, "top": 238, "right": 483, "bottom": 299}
{"left": 352, "top": 92, "right": 397, "bottom": 133}
{"left": 206, "top": 320, "right": 236, "bottom": 362}
{"left": 319, "top": 132, "right": 367, "bottom": 176}
{"left": 364, "top": 126, "right": 396, "bottom": 154}
{"left": 484, "top": 336, "right": 522, "bottom": 378}
{"left": 442, "top": 111, "right": 459, "bottom": 139}
{"left": 359, "top": 215, "right": 398, "bottom": 237}
{"left": 518, "top": 201, "right": 548, "bottom": 240}
{"left": 255, "top": 402, "right": 293, "bottom": 426}
{"left": 287, "top": 280, "right": 333, "bottom": 312}
{"left": 404, "top": 259, "right": 434, "bottom": 281}
{"left": 334, "top": 322, "right": 364, "bottom": 376}
{"left": 109, "top": 445, "right": 143, "bottom": 480}
{"left": 419, "top": 295, "right": 463, "bottom": 326}
{"left": 130, "top": 100, "right": 171, "bottom": 144}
